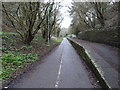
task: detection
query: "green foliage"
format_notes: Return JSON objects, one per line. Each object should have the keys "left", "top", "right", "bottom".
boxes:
{"left": 1, "top": 31, "right": 60, "bottom": 83}
{"left": 0, "top": 32, "right": 2, "bottom": 34}
{"left": 15, "top": 48, "right": 20, "bottom": 52}
{"left": 2, "top": 32, "right": 21, "bottom": 53}
{"left": 2, "top": 46, "right": 8, "bottom": 52}
{"left": 2, "top": 52, "right": 38, "bottom": 80}
{"left": 2, "top": 35, "right": 10, "bottom": 40}
{"left": 51, "top": 38, "right": 63, "bottom": 44}
{"left": 0, "top": 47, "right": 2, "bottom": 50}
{"left": 21, "top": 46, "right": 32, "bottom": 50}
{"left": 33, "top": 34, "right": 47, "bottom": 46}
{"left": 2, "top": 32, "right": 19, "bottom": 45}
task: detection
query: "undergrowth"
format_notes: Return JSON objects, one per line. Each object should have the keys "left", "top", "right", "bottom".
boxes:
{"left": 1, "top": 52, "right": 38, "bottom": 83}
{"left": 1, "top": 32, "right": 62, "bottom": 84}
{"left": 1, "top": 32, "right": 39, "bottom": 83}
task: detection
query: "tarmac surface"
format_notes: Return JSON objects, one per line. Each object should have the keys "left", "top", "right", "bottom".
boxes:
{"left": 73, "top": 39, "right": 119, "bottom": 88}
{"left": 10, "top": 38, "right": 96, "bottom": 88}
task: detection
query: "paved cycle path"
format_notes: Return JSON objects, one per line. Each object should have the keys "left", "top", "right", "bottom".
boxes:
{"left": 10, "top": 39, "right": 94, "bottom": 88}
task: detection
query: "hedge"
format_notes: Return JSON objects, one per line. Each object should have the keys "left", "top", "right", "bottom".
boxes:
{"left": 78, "top": 29, "right": 120, "bottom": 48}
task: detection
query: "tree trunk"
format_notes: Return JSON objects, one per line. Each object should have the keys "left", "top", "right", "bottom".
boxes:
{"left": 24, "top": 34, "right": 34, "bottom": 45}
{"left": 42, "top": 30, "right": 46, "bottom": 38}
{"left": 99, "top": 17, "right": 105, "bottom": 27}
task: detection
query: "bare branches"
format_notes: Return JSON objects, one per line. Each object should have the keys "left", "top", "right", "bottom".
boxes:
{"left": 2, "top": 2, "right": 62, "bottom": 44}
{"left": 2, "top": 3, "right": 24, "bottom": 40}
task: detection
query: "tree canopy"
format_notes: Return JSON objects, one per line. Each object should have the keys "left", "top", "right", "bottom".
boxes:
{"left": 2, "top": 1, "right": 62, "bottom": 44}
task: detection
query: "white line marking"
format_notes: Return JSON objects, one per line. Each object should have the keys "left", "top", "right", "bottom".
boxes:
{"left": 54, "top": 45, "right": 64, "bottom": 88}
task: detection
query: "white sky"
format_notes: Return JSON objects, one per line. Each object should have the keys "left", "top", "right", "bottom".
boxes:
{"left": 59, "top": 0, "right": 72, "bottom": 28}
{"left": 44, "top": 0, "right": 73, "bottom": 28}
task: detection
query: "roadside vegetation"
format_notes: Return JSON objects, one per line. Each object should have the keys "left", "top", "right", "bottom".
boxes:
{"left": 69, "top": 2, "right": 119, "bottom": 48}
{"left": 50, "top": 37, "right": 63, "bottom": 44}
{"left": 78, "top": 29, "right": 119, "bottom": 48}
{"left": 1, "top": 32, "right": 62, "bottom": 85}
{"left": 1, "top": 1, "right": 63, "bottom": 85}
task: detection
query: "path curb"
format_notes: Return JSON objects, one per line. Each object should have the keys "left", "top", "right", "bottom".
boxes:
{"left": 67, "top": 38, "right": 111, "bottom": 89}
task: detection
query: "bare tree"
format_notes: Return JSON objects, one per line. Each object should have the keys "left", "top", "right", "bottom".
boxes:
{"left": 2, "top": 2, "right": 49, "bottom": 45}
{"left": 41, "top": 2, "right": 62, "bottom": 42}
{"left": 90, "top": 2, "right": 108, "bottom": 27}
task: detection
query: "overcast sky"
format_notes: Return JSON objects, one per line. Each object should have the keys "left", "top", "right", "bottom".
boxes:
{"left": 59, "top": 0, "right": 72, "bottom": 28}
{"left": 44, "top": 0, "right": 73, "bottom": 28}
{"left": 45, "top": 0, "right": 73, "bottom": 28}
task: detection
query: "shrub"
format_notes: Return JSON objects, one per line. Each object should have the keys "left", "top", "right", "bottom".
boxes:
{"left": 78, "top": 29, "right": 119, "bottom": 48}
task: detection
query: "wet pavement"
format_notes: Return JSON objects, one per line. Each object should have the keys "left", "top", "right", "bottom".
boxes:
{"left": 10, "top": 38, "right": 97, "bottom": 88}
{"left": 73, "top": 39, "right": 119, "bottom": 88}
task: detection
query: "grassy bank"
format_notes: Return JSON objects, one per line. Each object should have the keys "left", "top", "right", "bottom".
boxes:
{"left": 1, "top": 32, "right": 62, "bottom": 85}
{"left": 50, "top": 37, "right": 63, "bottom": 44}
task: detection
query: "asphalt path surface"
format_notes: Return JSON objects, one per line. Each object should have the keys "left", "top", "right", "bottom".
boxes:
{"left": 73, "top": 39, "right": 119, "bottom": 72}
{"left": 73, "top": 39, "right": 119, "bottom": 88}
{"left": 10, "top": 38, "right": 95, "bottom": 88}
